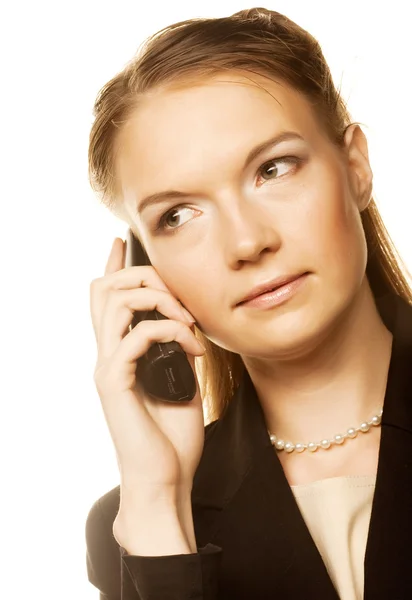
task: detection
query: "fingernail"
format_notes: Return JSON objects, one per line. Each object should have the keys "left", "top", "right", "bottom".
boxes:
{"left": 196, "top": 340, "right": 206, "bottom": 352}
{"left": 181, "top": 307, "right": 195, "bottom": 323}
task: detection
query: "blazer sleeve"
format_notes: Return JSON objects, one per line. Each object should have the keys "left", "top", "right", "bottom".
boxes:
{"left": 85, "top": 496, "right": 223, "bottom": 600}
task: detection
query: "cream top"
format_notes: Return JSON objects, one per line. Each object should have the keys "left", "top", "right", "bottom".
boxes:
{"left": 290, "top": 475, "right": 376, "bottom": 600}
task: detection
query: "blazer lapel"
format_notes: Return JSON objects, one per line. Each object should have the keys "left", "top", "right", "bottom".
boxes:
{"left": 364, "top": 293, "right": 412, "bottom": 599}
{"left": 192, "top": 292, "right": 412, "bottom": 599}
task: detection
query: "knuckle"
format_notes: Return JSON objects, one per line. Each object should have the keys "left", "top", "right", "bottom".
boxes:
{"left": 94, "top": 361, "right": 115, "bottom": 389}
{"left": 90, "top": 278, "right": 107, "bottom": 302}
{"left": 94, "top": 359, "right": 107, "bottom": 379}
{"left": 178, "top": 319, "right": 188, "bottom": 332}
{"left": 89, "top": 279, "right": 98, "bottom": 295}
{"left": 104, "top": 288, "right": 120, "bottom": 309}
{"left": 90, "top": 277, "right": 103, "bottom": 290}
{"left": 93, "top": 366, "right": 105, "bottom": 389}
{"left": 134, "top": 319, "right": 151, "bottom": 336}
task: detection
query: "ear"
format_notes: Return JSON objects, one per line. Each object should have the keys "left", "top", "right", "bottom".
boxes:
{"left": 343, "top": 124, "right": 373, "bottom": 212}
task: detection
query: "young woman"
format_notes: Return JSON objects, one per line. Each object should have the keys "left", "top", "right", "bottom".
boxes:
{"left": 85, "top": 7, "right": 412, "bottom": 600}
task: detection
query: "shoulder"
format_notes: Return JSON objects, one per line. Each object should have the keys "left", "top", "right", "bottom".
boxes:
{"left": 204, "top": 418, "right": 219, "bottom": 440}
{"left": 85, "top": 487, "right": 121, "bottom": 595}
{"left": 86, "top": 486, "right": 121, "bottom": 541}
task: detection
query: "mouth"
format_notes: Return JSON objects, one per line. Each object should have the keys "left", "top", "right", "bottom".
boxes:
{"left": 236, "top": 272, "right": 309, "bottom": 306}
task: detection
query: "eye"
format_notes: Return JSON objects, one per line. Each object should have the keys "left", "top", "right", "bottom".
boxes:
{"left": 154, "top": 156, "right": 303, "bottom": 234}
{"left": 256, "top": 156, "right": 301, "bottom": 184}
{"left": 156, "top": 206, "right": 195, "bottom": 232}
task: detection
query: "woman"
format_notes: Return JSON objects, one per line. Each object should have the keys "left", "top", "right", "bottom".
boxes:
{"left": 85, "top": 7, "right": 412, "bottom": 600}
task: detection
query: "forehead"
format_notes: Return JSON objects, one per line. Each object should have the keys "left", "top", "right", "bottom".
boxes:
{"left": 116, "top": 72, "right": 320, "bottom": 204}
{"left": 119, "top": 72, "right": 316, "bottom": 148}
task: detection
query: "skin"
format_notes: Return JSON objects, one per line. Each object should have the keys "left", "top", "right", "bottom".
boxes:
{"left": 116, "top": 71, "right": 393, "bottom": 485}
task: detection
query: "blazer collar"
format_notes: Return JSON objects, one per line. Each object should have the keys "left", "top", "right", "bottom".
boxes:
{"left": 192, "top": 292, "right": 412, "bottom": 598}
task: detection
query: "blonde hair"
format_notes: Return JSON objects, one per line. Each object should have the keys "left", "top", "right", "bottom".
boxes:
{"left": 88, "top": 7, "right": 412, "bottom": 424}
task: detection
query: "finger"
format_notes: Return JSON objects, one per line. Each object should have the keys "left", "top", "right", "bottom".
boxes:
{"left": 91, "top": 265, "right": 195, "bottom": 343}
{"left": 107, "top": 267, "right": 195, "bottom": 323}
{"left": 104, "top": 238, "right": 125, "bottom": 276}
{"left": 117, "top": 319, "right": 206, "bottom": 367}
{"left": 109, "top": 265, "right": 172, "bottom": 295}
{"left": 98, "top": 288, "right": 198, "bottom": 360}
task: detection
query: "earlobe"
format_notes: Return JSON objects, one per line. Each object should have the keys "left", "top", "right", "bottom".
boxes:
{"left": 360, "top": 190, "right": 372, "bottom": 213}
{"left": 344, "top": 124, "right": 373, "bottom": 211}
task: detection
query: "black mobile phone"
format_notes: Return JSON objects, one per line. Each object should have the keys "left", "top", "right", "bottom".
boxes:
{"left": 124, "top": 228, "right": 197, "bottom": 402}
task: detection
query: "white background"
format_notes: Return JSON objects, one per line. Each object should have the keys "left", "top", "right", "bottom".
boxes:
{"left": 1, "top": 1, "right": 411, "bottom": 598}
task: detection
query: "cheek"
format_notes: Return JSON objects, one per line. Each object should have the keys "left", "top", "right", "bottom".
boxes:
{"left": 153, "top": 256, "right": 215, "bottom": 312}
{"left": 157, "top": 259, "right": 227, "bottom": 338}
{"left": 302, "top": 176, "right": 367, "bottom": 285}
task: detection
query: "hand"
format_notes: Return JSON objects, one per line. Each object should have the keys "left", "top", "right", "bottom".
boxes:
{"left": 90, "top": 238, "right": 206, "bottom": 504}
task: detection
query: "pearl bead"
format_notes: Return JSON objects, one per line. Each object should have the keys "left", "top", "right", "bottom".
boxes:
{"left": 268, "top": 406, "right": 382, "bottom": 454}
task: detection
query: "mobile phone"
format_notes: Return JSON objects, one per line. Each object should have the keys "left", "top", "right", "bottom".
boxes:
{"left": 124, "top": 228, "right": 197, "bottom": 402}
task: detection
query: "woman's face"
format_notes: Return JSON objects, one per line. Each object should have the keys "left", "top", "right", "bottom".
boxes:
{"left": 117, "top": 71, "right": 373, "bottom": 359}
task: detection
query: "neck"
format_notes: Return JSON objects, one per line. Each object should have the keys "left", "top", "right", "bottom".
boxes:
{"left": 243, "top": 282, "right": 393, "bottom": 445}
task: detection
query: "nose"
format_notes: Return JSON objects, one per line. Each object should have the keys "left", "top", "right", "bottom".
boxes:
{"left": 220, "top": 199, "right": 281, "bottom": 268}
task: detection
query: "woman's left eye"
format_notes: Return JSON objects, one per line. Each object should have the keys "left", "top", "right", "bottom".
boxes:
{"left": 257, "top": 156, "right": 301, "bottom": 183}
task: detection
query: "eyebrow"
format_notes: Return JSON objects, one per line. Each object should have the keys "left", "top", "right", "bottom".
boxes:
{"left": 135, "top": 130, "right": 304, "bottom": 215}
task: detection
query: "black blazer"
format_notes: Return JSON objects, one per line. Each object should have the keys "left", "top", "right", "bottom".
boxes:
{"left": 85, "top": 291, "right": 412, "bottom": 599}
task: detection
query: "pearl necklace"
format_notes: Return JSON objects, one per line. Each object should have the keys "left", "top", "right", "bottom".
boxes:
{"left": 268, "top": 408, "right": 383, "bottom": 453}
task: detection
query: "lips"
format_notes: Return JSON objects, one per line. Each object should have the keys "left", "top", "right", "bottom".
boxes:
{"left": 236, "top": 272, "right": 307, "bottom": 305}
